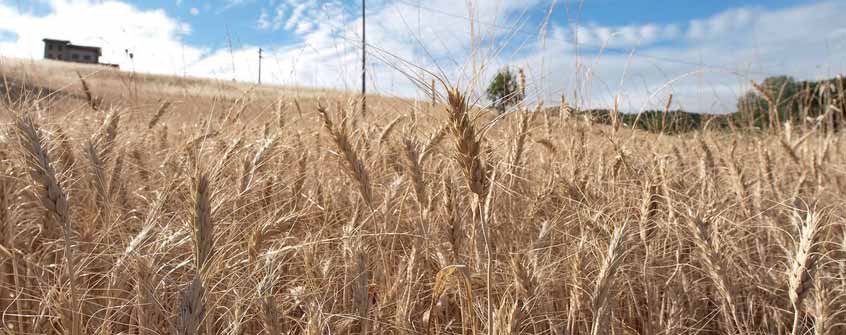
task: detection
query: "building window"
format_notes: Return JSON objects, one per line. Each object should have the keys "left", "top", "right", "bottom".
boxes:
{"left": 57, "top": 55, "right": 63, "bottom": 60}
{"left": 58, "top": 46, "right": 63, "bottom": 51}
{"left": 48, "top": 45, "right": 53, "bottom": 50}
{"left": 83, "top": 55, "right": 91, "bottom": 61}
{"left": 71, "top": 54, "right": 79, "bottom": 60}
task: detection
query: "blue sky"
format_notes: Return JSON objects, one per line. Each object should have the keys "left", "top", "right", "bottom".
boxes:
{"left": 1, "top": 0, "right": 844, "bottom": 112}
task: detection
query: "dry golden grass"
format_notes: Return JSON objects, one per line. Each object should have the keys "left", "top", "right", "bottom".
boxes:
{"left": 1, "top": 58, "right": 846, "bottom": 335}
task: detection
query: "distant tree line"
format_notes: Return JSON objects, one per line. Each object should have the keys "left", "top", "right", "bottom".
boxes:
{"left": 734, "top": 75, "right": 845, "bottom": 132}
{"left": 571, "top": 75, "right": 845, "bottom": 134}
{"left": 486, "top": 67, "right": 844, "bottom": 134}
{"left": 579, "top": 108, "right": 732, "bottom": 134}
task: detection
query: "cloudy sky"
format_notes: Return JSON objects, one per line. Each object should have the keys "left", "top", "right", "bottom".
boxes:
{"left": 1, "top": 0, "right": 844, "bottom": 113}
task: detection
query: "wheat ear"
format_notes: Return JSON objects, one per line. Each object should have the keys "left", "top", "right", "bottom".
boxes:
{"left": 590, "top": 224, "right": 627, "bottom": 335}
{"left": 419, "top": 125, "right": 447, "bottom": 164}
{"left": 445, "top": 87, "right": 489, "bottom": 197}
{"left": 510, "top": 108, "right": 533, "bottom": 173}
{"left": 190, "top": 174, "right": 214, "bottom": 271}
{"left": 401, "top": 136, "right": 427, "bottom": 209}
{"left": 177, "top": 174, "right": 213, "bottom": 335}
{"left": 76, "top": 71, "right": 98, "bottom": 110}
{"left": 176, "top": 275, "right": 206, "bottom": 335}
{"left": 788, "top": 209, "right": 822, "bottom": 335}
{"left": 318, "top": 105, "right": 374, "bottom": 209}
{"left": 133, "top": 257, "right": 161, "bottom": 335}
{"left": 14, "top": 114, "right": 81, "bottom": 335}
{"left": 378, "top": 115, "right": 403, "bottom": 145}
{"left": 96, "top": 109, "right": 121, "bottom": 161}
{"left": 687, "top": 214, "right": 739, "bottom": 332}
{"left": 811, "top": 274, "right": 831, "bottom": 335}
{"left": 148, "top": 100, "right": 171, "bottom": 129}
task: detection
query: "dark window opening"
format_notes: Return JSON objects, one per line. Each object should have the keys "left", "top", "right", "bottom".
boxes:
{"left": 48, "top": 45, "right": 53, "bottom": 50}
{"left": 57, "top": 55, "right": 63, "bottom": 60}
{"left": 71, "top": 54, "right": 78, "bottom": 60}
{"left": 83, "top": 55, "right": 91, "bottom": 61}
{"left": 58, "top": 46, "right": 63, "bottom": 51}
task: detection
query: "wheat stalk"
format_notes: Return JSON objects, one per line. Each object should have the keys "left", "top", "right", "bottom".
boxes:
{"left": 133, "top": 256, "right": 160, "bottom": 335}
{"left": 176, "top": 275, "right": 206, "bottom": 335}
{"left": 108, "top": 149, "right": 125, "bottom": 199}
{"left": 96, "top": 109, "right": 121, "bottom": 161}
{"left": 76, "top": 71, "right": 99, "bottom": 110}
{"left": 275, "top": 99, "right": 287, "bottom": 130}
{"left": 239, "top": 135, "right": 278, "bottom": 194}
{"left": 54, "top": 127, "right": 77, "bottom": 174}
{"left": 811, "top": 274, "right": 831, "bottom": 335}
{"left": 148, "top": 100, "right": 171, "bottom": 129}
{"left": 378, "top": 115, "right": 403, "bottom": 145}
{"left": 257, "top": 263, "right": 282, "bottom": 335}
{"left": 14, "top": 114, "right": 81, "bottom": 335}
{"left": 590, "top": 224, "right": 627, "bottom": 335}
{"left": 444, "top": 87, "right": 489, "bottom": 197}
{"left": 510, "top": 108, "right": 533, "bottom": 174}
{"left": 84, "top": 138, "right": 112, "bottom": 224}
{"left": 687, "top": 213, "right": 739, "bottom": 332}
{"left": 752, "top": 80, "right": 781, "bottom": 133}
{"left": 419, "top": 125, "right": 447, "bottom": 164}
{"left": 175, "top": 173, "right": 215, "bottom": 335}
{"left": 401, "top": 136, "right": 427, "bottom": 209}
{"left": 318, "top": 105, "right": 374, "bottom": 209}
{"left": 191, "top": 174, "right": 214, "bottom": 271}
{"left": 788, "top": 209, "right": 823, "bottom": 335}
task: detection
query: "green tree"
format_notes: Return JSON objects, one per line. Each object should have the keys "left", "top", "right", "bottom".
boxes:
{"left": 486, "top": 67, "right": 522, "bottom": 113}
{"left": 736, "top": 76, "right": 800, "bottom": 129}
{"left": 763, "top": 76, "right": 799, "bottom": 122}
{"left": 736, "top": 91, "right": 768, "bottom": 129}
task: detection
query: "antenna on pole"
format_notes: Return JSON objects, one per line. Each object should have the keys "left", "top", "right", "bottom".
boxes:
{"left": 258, "top": 48, "right": 263, "bottom": 85}
{"left": 361, "top": 0, "right": 367, "bottom": 118}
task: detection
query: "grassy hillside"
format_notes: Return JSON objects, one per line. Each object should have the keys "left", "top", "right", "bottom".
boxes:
{"left": 1, "top": 57, "right": 419, "bottom": 127}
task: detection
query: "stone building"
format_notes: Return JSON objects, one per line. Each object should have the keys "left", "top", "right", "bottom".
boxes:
{"left": 43, "top": 39, "right": 102, "bottom": 64}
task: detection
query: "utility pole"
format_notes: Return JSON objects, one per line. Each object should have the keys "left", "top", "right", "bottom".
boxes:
{"left": 361, "top": 0, "right": 367, "bottom": 117}
{"left": 258, "top": 48, "right": 263, "bottom": 85}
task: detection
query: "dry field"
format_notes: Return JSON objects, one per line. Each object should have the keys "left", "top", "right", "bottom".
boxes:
{"left": 1, "top": 58, "right": 846, "bottom": 335}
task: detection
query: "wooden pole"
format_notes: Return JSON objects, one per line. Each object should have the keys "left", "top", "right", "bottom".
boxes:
{"left": 258, "top": 48, "right": 262, "bottom": 85}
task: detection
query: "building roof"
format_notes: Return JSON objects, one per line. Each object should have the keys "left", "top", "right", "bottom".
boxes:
{"left": 43, "top": 38, "right": 70, "bottom": 44}
{"left": 42, "top": 38, "right": 102, "bottom": 56}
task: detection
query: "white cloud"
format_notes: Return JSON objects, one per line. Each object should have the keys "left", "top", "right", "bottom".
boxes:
{"left": 567, "top": 22, "right": 681, "bottom": 50}
{"left": 257, "top": 8, "right": 270, "bottom": 29}
{"left": 220, "top": 0, "right": 250, "bottom": 13}
{"left": 272, "top": 6, "right": 286, "bottom": 30}
{"left": 256, "top": 4, "right": 287, "bottom": 31}
{"left": 688, "top": 7, "right": 755, "bottom": 41}
{"left": 294, "top": 21, "right": 313, "bottom": 34}
{"left": 284, "top": 2, "right": 310, "bottom": 31}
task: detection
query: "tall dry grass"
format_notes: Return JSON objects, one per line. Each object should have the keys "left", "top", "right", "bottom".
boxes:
{"left": 1, "top": 59, "right": 846, "bottom": 335}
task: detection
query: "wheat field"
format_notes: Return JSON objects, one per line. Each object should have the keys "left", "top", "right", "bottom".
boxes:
{"left": 1, "top": 58, "right": 845, "bottom": 335}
